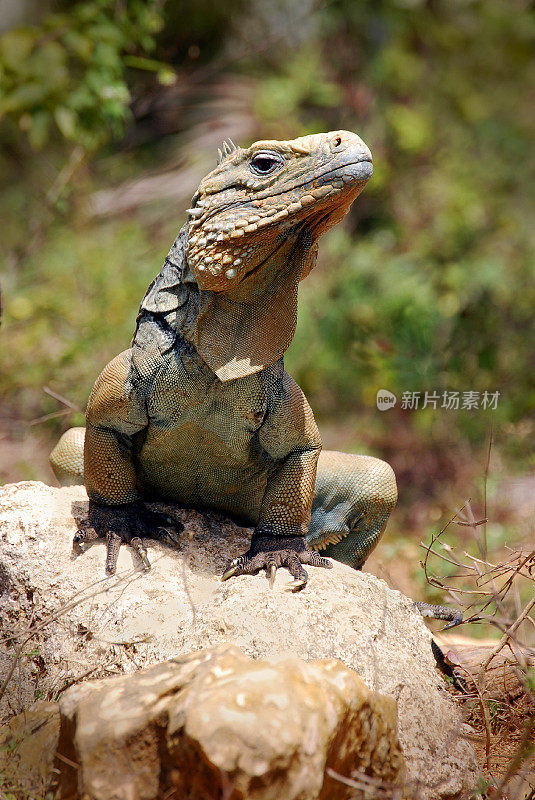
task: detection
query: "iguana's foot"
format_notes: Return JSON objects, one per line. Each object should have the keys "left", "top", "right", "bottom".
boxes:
{"left": 74, "top": 501, "right": 184, "bottom": 574}
{"left": 221, "top": 534, "right": 332, "bottom": 591}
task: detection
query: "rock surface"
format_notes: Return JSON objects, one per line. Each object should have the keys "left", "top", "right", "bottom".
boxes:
{"left": 0, "top": 699, "right": 60, "bottom": 797}
{"left": 0, "top": 481, "right": 478, "bottom": 798}
{"left": 55, "top": 644, "right": 406, "bottom": 800}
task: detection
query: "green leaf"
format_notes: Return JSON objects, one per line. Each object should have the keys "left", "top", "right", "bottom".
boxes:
{"left": 0, "top": 28, "right": 35, "bottom": 70}
{"left": 99, "top": 83, "right": 130, "bottom": 103}
{"left": 124, "top": 54, "right": 165, "bottom": 72}
{"left": 387, "top": 105, "right": 433, "bottom": 153}
{"left": 54, "top": 106, "right": 77, "bottom": 139}
{"left": 0, "top": 81, "right": 47, "bottom": 114}
{"left": 28, "top": 110, "right": 51, "bottom": 149}
{"left": 62, "top": 29, "right": 94, "bottom": 60}
{"left": 157, "top": 67, "right": 177, "bottom": 86}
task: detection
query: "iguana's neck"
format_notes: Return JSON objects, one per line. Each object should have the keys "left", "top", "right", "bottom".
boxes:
{"left": 190, "top": 231, "right": 317, "bottom": 381}
{"left": 135, "top": 224, "right": 317, "bottom": 383}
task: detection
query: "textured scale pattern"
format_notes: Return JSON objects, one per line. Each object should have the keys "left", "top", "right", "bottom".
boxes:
{"left": 49, "top": 427, "right": 85, "bottom": 485}
{"left": 310, "top": 452, "right": 397, "bottom": 567}
{"left": 51, "top": 131, "right": 400, "bottom": 584}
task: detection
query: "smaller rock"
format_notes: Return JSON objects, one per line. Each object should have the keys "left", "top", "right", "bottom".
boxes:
{"left": 56, "top": 644, "right": 406, "bottom": 800}
{"left": 0, "top": 699, "right": 59, "bottom": 797}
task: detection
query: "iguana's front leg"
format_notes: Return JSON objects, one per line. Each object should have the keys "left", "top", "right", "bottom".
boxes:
{"left": 76, "top": 350, "right": 183, "bottom": 573}
{"left": 222, "top": 371, "right": 332, "bottom": 590}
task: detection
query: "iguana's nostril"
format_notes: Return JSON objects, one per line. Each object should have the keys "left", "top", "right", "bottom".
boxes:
{"left": 329, "top": 135, "right": 344, "bottom": 154}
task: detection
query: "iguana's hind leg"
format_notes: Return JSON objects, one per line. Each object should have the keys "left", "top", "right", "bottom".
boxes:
{"left": 307, "top": 451, "right": 397, "bottom": 569}
{"left": 309, "top": 452, "right": 463, "bottom": 626}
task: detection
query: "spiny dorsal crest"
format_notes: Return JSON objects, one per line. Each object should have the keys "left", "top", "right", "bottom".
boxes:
{"left": 216, "top": 138, "right": 238, "bottom": 165}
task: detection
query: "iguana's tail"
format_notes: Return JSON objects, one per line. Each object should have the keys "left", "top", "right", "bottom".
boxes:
{"left": 49, "top": 426, "right": 85, "bottom": 485}
{"left": 413, "top": 600, "right": 463, "bottom": 629}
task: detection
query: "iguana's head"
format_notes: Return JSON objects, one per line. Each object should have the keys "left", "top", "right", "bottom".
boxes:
{"left": 186, "top": 130, "right": 372, "bottom": 294}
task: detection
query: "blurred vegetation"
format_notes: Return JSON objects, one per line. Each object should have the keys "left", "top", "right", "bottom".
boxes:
{"left": 0, "top": 0, "right": 168, "bottom": 151}
{"left": 1, "top": 1, "right": 534, "bottom": 534}
{"left": 2, "top": 8, "right": 533, "bottom": 785}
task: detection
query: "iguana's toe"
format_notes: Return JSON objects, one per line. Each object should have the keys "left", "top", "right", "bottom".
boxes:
{"left": 220, "top": 562, "right": 241, "bottom": 581}
{"left": 73, "top": 526, "right": 99, "bottom": 546}
{"left": 106, "top": 529, "right": 152, "bottom": 575}
{"left": 268, "top": 561, "right": 277, "bottom": 589}
{"left": 105, "top": 531, "right": 123, "bottom": 574}
{"left": 284, "top": 578, "right": 307, "bottom": 592}
{"left": 130, "top": 536, "right": 151, "bottom": 572}
{"left": 151, "top": 525, "right": 183, "bottom": 548}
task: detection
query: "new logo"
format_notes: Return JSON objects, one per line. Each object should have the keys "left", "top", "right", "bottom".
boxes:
{"left": 376, "top": 390, "right": 397, "bottom": 411}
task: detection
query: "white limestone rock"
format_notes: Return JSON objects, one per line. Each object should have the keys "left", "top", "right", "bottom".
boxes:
{"left": 0, "top": 481, "right": 478, "bottom": 798}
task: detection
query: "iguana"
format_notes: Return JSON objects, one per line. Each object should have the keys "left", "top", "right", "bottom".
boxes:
{"left": 49, "top": 130, "right": 460, "bottom": 621}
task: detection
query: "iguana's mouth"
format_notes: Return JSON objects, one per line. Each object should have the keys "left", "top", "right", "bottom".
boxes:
{"left": 187, "top": 134, "right": 373, "bottom": 290}
{"left": 314, "top": 157, "right": 373, "bottom": 185}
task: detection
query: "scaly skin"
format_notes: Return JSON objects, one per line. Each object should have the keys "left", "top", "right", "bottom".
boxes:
{"left": 51, "top": 131, "right": 399, "bottom": 589}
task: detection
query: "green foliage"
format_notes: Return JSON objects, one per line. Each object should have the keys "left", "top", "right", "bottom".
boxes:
{"left": 1, "top": 0, "right": 534, "bottom": 476}
{"left": 278, "top": 0, "right": 535, "bottom": 456}
{"left": 287, "top": 215, "right": 534, "bottom": 445}
{"left": 1, "top": 215, "right": 174, "bottom": 426}
{"left": 0, "top": 0, "right": 166, "bottom": 151}
{"left": 253, "top": 49, "right": 341, "bottom": 132}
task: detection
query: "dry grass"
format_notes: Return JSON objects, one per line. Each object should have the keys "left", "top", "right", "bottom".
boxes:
{"left": 419, "top": 444, "right": 535, "bottom": 800}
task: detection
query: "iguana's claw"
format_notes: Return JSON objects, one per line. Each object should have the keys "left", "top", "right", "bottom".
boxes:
{"left": 130, "top": 536, "right": 151, "bottom": 572}
{"left": 221, "top": 563, "right": 240, "bottom": 582}
{"left": 156, "top": 527, "right": 182, "bottom": 548}
{"left": 74, "top": 527, "right": 98, "bottom": 546}
{"left": 442, "top": 613, "right": 464, "bottom": 631}
{"left": 105, "top": 532, "right": 122, "bottom": 574}
{"left": 221, "top": 534, "right": 332, "bottom": 589}
{"left": 284, "top": 578, "right": 307, "bottom": 592}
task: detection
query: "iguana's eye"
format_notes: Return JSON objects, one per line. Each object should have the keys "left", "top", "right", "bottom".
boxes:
{"left": 249, "top": 151, "right": 284, "bottom": 176}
